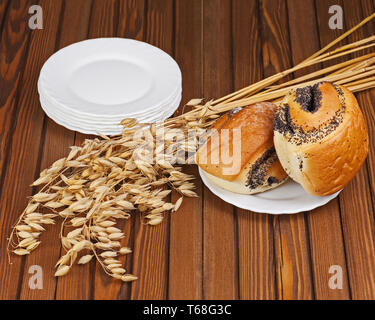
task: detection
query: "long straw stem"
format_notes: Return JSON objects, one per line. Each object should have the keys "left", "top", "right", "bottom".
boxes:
{"left": 302, "top": 12, "right": 375, "bottom": 62}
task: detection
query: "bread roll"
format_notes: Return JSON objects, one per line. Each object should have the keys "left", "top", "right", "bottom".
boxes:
{"left": 196, "top": 102, "right": 288, "bottom": 194}
{"left": 274, "top": 81, "right": 369, "bottom": 196}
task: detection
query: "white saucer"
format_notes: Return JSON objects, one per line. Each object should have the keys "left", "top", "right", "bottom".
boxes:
{"left": 198, "top": 167, "right": 341, "bottom": 214}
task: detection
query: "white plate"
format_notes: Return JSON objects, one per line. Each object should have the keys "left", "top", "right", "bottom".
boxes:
{"left": 40, "top": 91, "right": 181, "bottom": 127}
{"left": 42, "top": 104, "right": 121, "bottom": 135}
{"left": 39, "top": 87, "right": 182, "bottom": 124}
{"left": 40, "top": 93, "right": 181, "bottom": 135}
{"left": 39, "top": 38, "right": 181, "bottom": 118}
{"left": 198, "top": 167, "right": 341, "bottom": 214}
{"left": 38, "top": 79, "right": 181, "bottom": 121}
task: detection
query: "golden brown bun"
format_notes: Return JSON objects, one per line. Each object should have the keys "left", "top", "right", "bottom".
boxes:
{"left": 274, "top": 82, "right": 369, "bottom": 196}
{"left": 196, "top": 102, "right": 288, "bottom": 194}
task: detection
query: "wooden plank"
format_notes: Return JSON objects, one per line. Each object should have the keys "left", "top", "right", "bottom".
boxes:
{"left": 53, "top": 0, "right": 93, "bottom": 300}
{"left": 84, "top": 0, "right": 120, "bottom": 300}
{"left": 287, "top": 0, "right": 320, "bottom": 73}
{"left": 202, "top": 0, "right": 238, "bottom": 300}
{"left": 232, "top": 0, "right": 277, "bottom": 300}
{"left": 0, "top": 0, "right": 9, "bottom": 28}
{"left": 336, "top": 0, "right": 375, "bottom": 299}
{"left": 19, "top": 0, "right": 84, "bottom": 300}
{"left": 20, "top": 125, "right": 77, "bottom": 300}
{"left": 0, "top": 0, "right": 13, "bottom": 172}
{"left": 288, "top": 0, "right": 351, "bottom": 299}
{"left": 66, "top": 0, "right": 119, "bottom": 300}
{"left": 0, "top": 0, "right": 63, "bottom": 300}
{"left": 0, "top": 0, "right": 33, "bottom": 301}
{"left": 260, "top": 0, "right": 292, "bottom": 77}
{"left": 117, "top": 0, "right": 145, "bottom": 39}
{"left": 0, "top": 0, "right": 31, "bottom": 183}
{"left": 19, "top": 0, "right": 92, "bottom": 300}
{"left": 310, "top": 0, "right": 351, "bottom": 300}
{"left": 361, "top": 0, "right": 375, "bottom": 218}
{"left": 88, "top": 0, "right": 118, "bottom": 39}
{"left": 260, "top": 0, "right": 314, "bottom": 299}
{"left": 129, "top": 0, "right": 174, "bottom": 300}
{"left": 168, "top": 0, "right": 203, "bottom": 300}
{"left": 114, "top": 1, "right": 145, "bottom": 299}
{"left": 88, "top": 0, "right": 146, "bottom": 300}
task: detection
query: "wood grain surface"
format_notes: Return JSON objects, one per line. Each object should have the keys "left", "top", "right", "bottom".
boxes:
{"left": 0, "top": 0, "right": 374, "bottom": 300}
{"left": 169, "top": 0, "right": 203, "bottom": 300}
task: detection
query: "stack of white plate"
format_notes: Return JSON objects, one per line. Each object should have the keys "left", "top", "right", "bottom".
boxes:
{"left": 38, "top": 38, "right": 182, "bottom": 135}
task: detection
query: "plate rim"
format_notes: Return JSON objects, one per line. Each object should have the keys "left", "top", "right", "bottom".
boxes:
{"left": 198, "top": 167, "right": 341, "bottom": 215}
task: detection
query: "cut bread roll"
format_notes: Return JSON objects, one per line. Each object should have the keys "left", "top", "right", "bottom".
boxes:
{"left": 274, "top": 81, "right": 369, "bottom": 196}
{"left": 196, "top": 102, "right": 288, "bottom": 194}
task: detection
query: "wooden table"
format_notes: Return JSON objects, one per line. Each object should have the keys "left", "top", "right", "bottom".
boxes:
{"left": 0, "top": 0, "right": 374, "bottom": 300}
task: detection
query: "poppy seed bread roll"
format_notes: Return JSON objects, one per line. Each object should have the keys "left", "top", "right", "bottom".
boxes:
{"left": 273, "top": 82, "right": 369, "bottom": 196}
{"left": 196, "top": 103, "right": 288, "bottom": 194}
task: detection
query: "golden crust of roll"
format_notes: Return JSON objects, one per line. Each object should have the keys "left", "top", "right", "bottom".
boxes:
{"left": 196, "top": 102, "right": 288, "bottom": 194}
{"left": 274, "top": 81, "right": 369, "bottom": 196}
